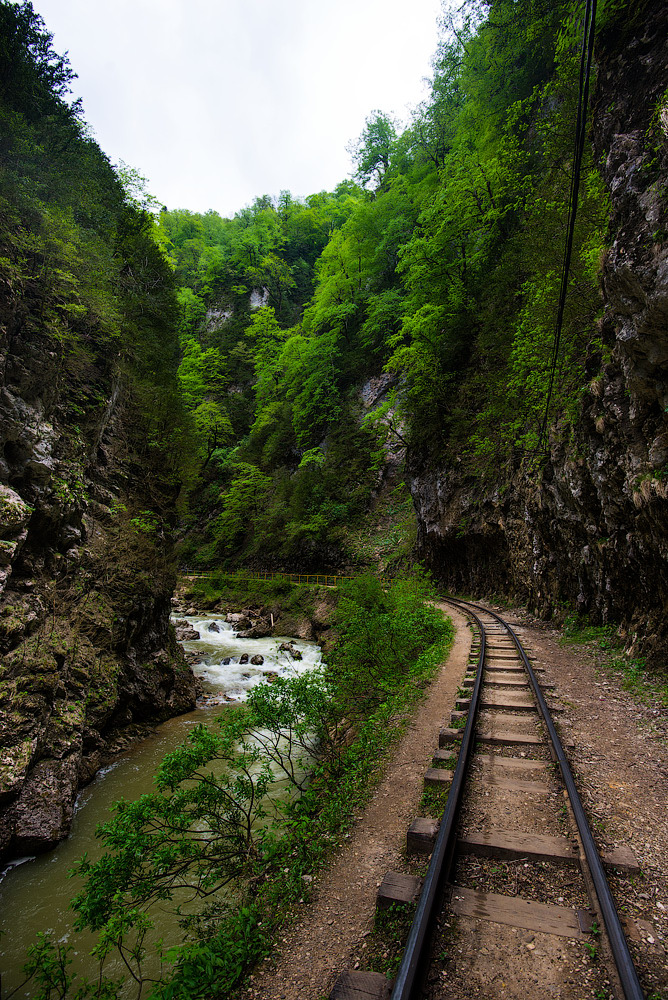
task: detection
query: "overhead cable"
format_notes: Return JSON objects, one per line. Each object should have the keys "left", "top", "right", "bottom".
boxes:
{"left": 537, "top": 0, "right": 597, "bottom": 453}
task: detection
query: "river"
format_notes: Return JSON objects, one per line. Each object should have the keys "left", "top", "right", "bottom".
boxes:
{"left": 0, "top": 615, "right": 322, "bottom": 995}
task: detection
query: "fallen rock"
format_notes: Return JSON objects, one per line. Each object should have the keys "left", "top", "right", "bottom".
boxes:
{"left": 207, "top": 621, "right": 220, "bottom": 633}
{"left": 239, "top": 653, "right": 249, "bottom": 665}
{"left": 226, "top": 613, "right": 253, "bottom": 631}
{"left": 250, "top": 654, "right": 264, "bottom": 665}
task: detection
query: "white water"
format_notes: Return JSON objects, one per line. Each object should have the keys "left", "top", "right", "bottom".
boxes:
{"left": 0, "top": 618, "right": 321, "bottom": 993}
{"left": 179, "top": 613, "right": 322, "bottom": 702}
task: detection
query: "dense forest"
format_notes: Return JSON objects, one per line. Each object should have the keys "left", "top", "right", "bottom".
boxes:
{"left": 1, "top": 0, "right": 667, "bottom": 995}
{"left": 0, "top": 0, "right": 645, "bottom": 581}
{"left": 156, "top": 0, "right": 613, "bottom": 574}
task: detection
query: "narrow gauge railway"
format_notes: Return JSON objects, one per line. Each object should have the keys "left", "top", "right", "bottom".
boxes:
{"left": 330, "top": 598, "right": 645, "bottom": 1000}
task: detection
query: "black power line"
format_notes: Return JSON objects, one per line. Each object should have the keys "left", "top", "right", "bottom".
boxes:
{"left": 538, "top": 0, "right": 598, "bottom": 452}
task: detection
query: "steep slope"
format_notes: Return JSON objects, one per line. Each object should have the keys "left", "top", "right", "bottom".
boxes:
{"left": 410, "top": 2, "right": 668, "bottom": 661}
{"left": 0, "top": 3, "right": 197, "bottom": 858}
{"left": 0, "top": 335, "right": 197, "bottom": 856}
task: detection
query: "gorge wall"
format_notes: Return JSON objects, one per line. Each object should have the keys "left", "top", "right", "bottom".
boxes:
{"left": 0, "top": 301, "right": 197, "bottom": 860}
{"left": 410, "top": 4, "right": 668, "bottom": 662}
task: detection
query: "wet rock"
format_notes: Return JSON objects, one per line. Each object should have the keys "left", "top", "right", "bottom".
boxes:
{"left": 239, "top": 653, "right": 249, "bottom": 664}
{"left": 279, "top": 641, "right": 303, "bottom": 660}
{"left": 12, "top": 756, "right": 79, "bottom": 853}
{"left": 265, "top": 672, "right": 279, "bottom": 683}
{"left": 207, "top": 621, "right": 220, "bottom": 633}
{"left": 236, "top": 617, "right": 271, "bottom": 638}
{"left": 0, "top": 485, "right": 31, "bottom": 595}
{"left": 250, "top": 654, "right": 264, "bottom": 665}
{"left": 226, "top": 613, "right": 253, "bottom": 631}
{"left": 175, "top": 626, "right": 200, "bottom": 641}
{"left": 222, "top": 657, "right": 230, "bottom": 665}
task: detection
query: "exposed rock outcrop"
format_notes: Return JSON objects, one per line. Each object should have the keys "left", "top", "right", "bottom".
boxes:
{"left": 409, "top": 3, "right": 668, "bottom": 662}
{"left": 0, "top": 302, "right": 197, "bottom": 861}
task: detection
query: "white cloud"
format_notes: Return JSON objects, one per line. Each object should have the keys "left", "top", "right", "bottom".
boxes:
{"left": 33, "top": 0, "right": 443, "bottom": 216}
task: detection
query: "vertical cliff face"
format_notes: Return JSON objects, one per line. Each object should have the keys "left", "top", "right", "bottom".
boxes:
{"left": 0, "top": 294, "right": 197, "bottom": 859}
{"left": 409, "top": 4, "right": 668, "bottom": 659}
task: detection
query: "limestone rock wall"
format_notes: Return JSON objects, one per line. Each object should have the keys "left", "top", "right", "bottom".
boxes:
{"left": 410, "top": 4, "right": 668, "bottom": 662}
{"left": 0, "top": 312, "right": 196, "bottom": 859}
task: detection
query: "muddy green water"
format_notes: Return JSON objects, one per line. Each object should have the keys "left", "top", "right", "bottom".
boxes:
{"left": 0, "top": 619, "right": 321, "bottom": 995}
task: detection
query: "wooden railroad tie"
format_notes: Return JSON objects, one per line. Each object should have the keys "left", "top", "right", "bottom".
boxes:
{"left": 377, "top": 871, "right": 422, "bottom": 910}
{"left": 485, "top": 663, "right": 546, "bottom": 673}
{"left": 440, "top": 727, "right": 551, "bottom": 748}
{"left": 472, "top": 752, "right": 549, "bottom": 772}
{"left": 405, "top": 821, "right": 639, "bottom": 873}
{"left": 462, "top": 676, "right": 552, "bottom": 690}
{"left": 330, "top": 970, "right": 392, "bottom": 999}
{"left": 448, "top": 886, "right": 593, "bottom": 939}
{"left": 424, "top": 766, "right": 453, "bottom": 788}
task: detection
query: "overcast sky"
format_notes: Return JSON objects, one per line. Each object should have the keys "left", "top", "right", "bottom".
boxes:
{"left": 32, "top": 0, "right": 445, "bottom": 218}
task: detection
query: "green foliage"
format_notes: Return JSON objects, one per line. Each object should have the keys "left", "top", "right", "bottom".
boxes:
{"left": 420, "top": 782, "right": 451, "bottom": 818}
{"left": 20, "top": 575, "right": 451, "bottom": 998}
{"left": 561, "top": 612, "right": 614, "bottom": 646}
{"left": 164, "top": 0, "right": 616, "bottom": 571}
{"left": 0, "top": 0, "right": 187, "bottom": 482}
{"left": 367, "top": 902, "right": 416, "bottom": 976}
{"left": 349, "top": 110, "right": 398, "bottom": 189}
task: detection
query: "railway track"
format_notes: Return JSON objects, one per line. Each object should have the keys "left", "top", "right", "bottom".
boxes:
{"left": 330, "top": 598, "right": 645, "bottom": 1000}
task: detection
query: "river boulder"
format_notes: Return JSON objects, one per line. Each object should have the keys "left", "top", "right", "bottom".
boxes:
{"left": 279, "top": 641, "right": 302, "bottom": 660}
{"left": 175, "top": 626, "right": 200, "bottom": 641}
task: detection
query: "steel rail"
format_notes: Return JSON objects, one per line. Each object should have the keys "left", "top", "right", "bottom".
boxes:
{"left": 454, "top": 597, "right": 644, "bottom": 1000}
{"left": 389, "top": 601, "right": 486, "bottom": 1000}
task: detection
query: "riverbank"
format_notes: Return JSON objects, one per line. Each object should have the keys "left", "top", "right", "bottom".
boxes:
{"left": 42, "top": 574, "right": 452, "bottom": 999}
{"left": 0, "top": 616, "right": 324, "bottom": 994}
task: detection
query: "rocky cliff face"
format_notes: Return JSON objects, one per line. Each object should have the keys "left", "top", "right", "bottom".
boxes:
{"left": 0, "top": 299, "right": 197, "bottom": 859}
{"left": 409, "top": 4, "right": 668, "bottom": 661}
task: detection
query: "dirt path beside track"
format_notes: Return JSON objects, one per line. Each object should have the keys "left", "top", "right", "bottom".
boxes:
{"left": 242, "top": 603, "right": 471, "bottom": 1000}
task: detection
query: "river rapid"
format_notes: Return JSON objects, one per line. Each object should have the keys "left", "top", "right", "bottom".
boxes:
{"left": 0, "top": 615, "right": 322, "bottom": 994}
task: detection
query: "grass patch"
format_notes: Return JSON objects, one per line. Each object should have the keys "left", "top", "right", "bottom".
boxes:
{"left": 560, "top": 612, "right": 614, "bottom": 646}
{"left": 365, "top": 902, "right": 416, "bottom": 977}
{"left": 419, "top": 783, "right": 450, "bottom": 818}
{"left": 600, "top": 654, "right": 668, "bottom": 711}
{"left": 559, "top": 612, "right": 668, "bottom": 711}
